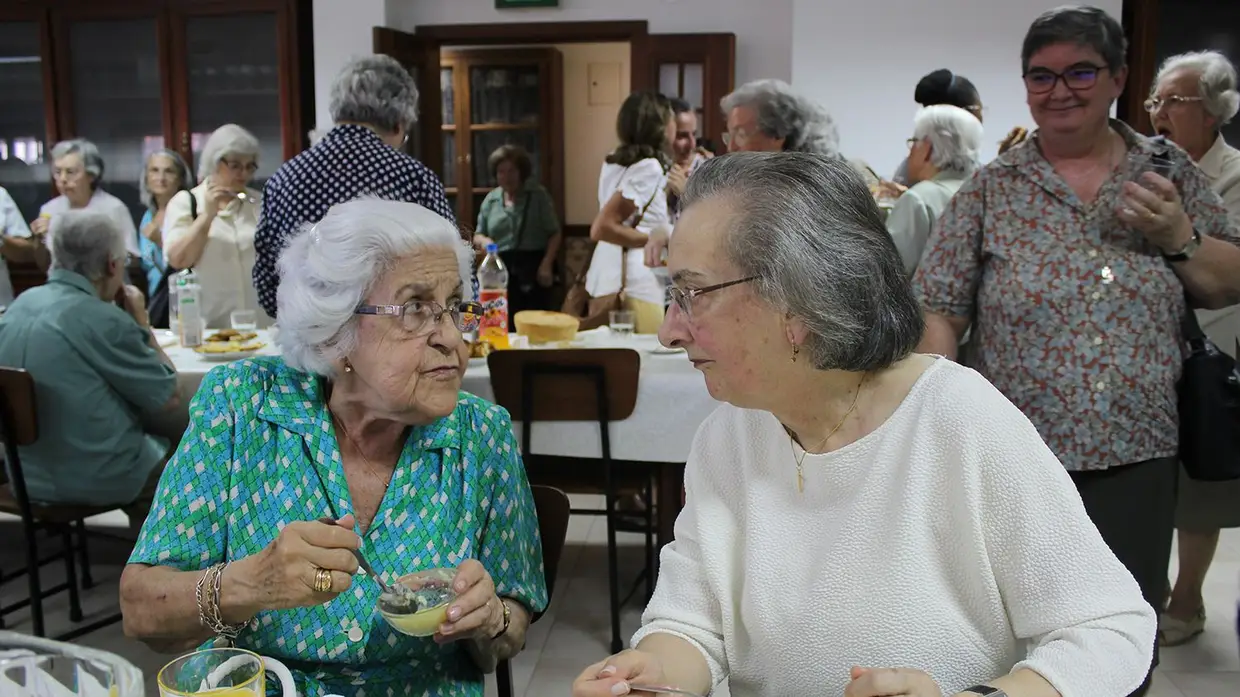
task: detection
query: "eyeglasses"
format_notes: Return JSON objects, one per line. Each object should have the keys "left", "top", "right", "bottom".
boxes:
{"left": 1023, "top": 64, "right": 1107, "bottom": 94}
{"left": 666, "top": 276, "right": 757, "bottom": 320}
{"left": 222, "top": 159, "right": 259, "bottom": 175}
{"left": 906, "top": 137, "right": 921, "bottom": 149}
{"left": 355, "top": 299, "right": 483, "bottom": 335}
{"left": 1144, "top": 95, "right": 1204, "bottom": 113}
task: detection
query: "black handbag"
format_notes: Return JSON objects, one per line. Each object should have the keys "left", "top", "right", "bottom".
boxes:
{"left": 1177, "top": 299, "right": 1240, "bottom": 481}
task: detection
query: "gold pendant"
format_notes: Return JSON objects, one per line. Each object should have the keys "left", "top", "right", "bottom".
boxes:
{"left": 796, "top": 467, "right": 804, "bottom": 493}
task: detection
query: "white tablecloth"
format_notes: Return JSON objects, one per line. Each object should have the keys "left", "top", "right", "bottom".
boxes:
{"left": 168, "top": 329, "right": 718, "bottom": 463}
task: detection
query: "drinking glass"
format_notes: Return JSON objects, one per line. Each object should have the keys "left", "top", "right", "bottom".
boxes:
{"left": 609, "top": 310, "right": 635, "bottom": 339}
{"left": 0, "top": 654, "right": 118, "bottom": 697}
{"left": 229, "top": 309, "right": 258, "bottom": 331}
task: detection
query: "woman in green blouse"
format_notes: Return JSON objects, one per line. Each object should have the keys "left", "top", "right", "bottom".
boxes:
{"left": 472, "top": 145, "right": 561, "bottom": 324}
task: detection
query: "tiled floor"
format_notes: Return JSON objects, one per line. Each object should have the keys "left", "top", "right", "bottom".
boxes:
{"left": 1, "top": 502, "right": 1237, "bottom": 696}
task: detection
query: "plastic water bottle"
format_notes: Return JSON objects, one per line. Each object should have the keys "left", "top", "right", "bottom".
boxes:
{"left": 477, "top": 244, "right": 509, "bottom": 349}
{"left": 176, "top": 270, "right": 204, "bottom": 347}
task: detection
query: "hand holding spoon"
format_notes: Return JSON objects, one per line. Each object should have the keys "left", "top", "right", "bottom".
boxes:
{"left": 316, "top": 517, "right": 412, "bottom": 610}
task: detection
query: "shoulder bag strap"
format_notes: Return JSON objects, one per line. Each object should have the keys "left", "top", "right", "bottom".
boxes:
{"left": 617, "top": 164, "right": 663, "bottom": 293}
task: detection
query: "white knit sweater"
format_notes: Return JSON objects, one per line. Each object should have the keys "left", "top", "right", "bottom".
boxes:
{"left": 632, "top": 359, "right": 1156, "bottom": 697}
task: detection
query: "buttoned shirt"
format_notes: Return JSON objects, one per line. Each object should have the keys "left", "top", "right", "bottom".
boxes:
{"left": 129, "top": 357, "right": 547, "bottom": 697}
{"left": 0, "top": 186, "right": 32, "bottom": 307}
{"left": 40, "top": 188, "right": 140, "bottom": 256}
{"left": 0, "top": 270, "right": 174, "bottom": 504}
{"left": 163, "top": 182, "right": 268, "bottom": 329}
{"left": 252, "top": 125, "right": 455, "bottom": 317}
{"left": 913, "top": 121, "right": 1240, "bottom": 471}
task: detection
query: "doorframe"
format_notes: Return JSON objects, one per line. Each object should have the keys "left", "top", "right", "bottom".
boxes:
{"left": 407, "top": 20, "right": 653, "bottom": 238}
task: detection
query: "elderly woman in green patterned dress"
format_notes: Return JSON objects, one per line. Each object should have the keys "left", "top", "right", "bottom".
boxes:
{"left": 118, "top": 198, "right": 547, "bottom": 697}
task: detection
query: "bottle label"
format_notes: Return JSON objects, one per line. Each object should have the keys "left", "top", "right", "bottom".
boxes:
{"left": 478, "top": 289, "right": 508, "bottom": 346}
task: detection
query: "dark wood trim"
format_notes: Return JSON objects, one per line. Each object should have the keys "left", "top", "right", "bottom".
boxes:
{"left": 1120, "top": 0, "right": 1159, "bottom": 134}
{"left": 414, "top": 20, "right": 647, "bottom": 45}
{"left": 275, "top": 0, "right": 299, "bottom": 161}
{"left": 563, "top": 223, "right": 590, "bottom": 238}
{"left": 165, "top": 5, "right": 191, "bottom": 164}
{"left": 155, "top": 7, "right": 178, "bottom": 162}
{"left": 37, "top": 10, "right": 61, "bottom": 145}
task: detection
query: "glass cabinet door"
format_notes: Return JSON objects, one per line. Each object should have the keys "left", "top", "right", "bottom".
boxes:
{"left": 66, "top": 18, "right": 163, "bottom": 219}
{"left": 184, "top": 12, "right": 281, "bottom": 187}
{"left": 0, "top": 22, "right": 51, "bottom": 223}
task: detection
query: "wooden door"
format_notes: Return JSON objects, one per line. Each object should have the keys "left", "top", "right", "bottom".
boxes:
{"left": 0, "top": 7, "right": 58, "bottom": 224}
{"left": 50, "top": 4, "right": 173, "bottom": 219}
{"left": 632, "top": 33, "right": 735, "bottom": 153}
{"left": 168, "top": 0, "right": 309, "bottom": 186}
{"left": 442, "top": 48, "right": 563, "bottom": 227}
{"left": 373, "top": 26, "right": 444, "bottom": 186}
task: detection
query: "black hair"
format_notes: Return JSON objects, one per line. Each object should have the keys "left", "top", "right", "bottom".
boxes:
{"left": 914, "top": 69, "right": 981, "bottom": 110}
{"left": 669, "top": 97, "right": 693, "bottom": 115}
{"left": 1021, "top": 5, "right": 1127, "bottom": 73}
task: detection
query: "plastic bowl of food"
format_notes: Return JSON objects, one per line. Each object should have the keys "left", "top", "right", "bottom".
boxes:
{"left": 377, "top": 568, "right": 457, "bottom": 637}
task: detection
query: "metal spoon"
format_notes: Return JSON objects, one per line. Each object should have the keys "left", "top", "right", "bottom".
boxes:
{"left": 627, "top": 686, "right": 707, "bottom": 697}
{"left": 317, "top": 518, "right": 412, "bottom": 609}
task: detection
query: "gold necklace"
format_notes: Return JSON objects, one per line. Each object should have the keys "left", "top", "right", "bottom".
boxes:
{"left": 789, "top": 373, "right": 867, "bottom": 493}
{"left": 332, "top": 415, "right": 394, "bottom": 488}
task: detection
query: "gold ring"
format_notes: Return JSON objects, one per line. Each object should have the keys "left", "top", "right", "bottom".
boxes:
{"left": 313, "top": 567, "right": 333, "bottom": 593}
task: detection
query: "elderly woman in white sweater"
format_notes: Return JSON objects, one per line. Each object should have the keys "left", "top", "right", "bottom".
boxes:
{"left": 573, "top": 152, "right": 1156, "bottom": 697}
{"left": 888, "top": 104, "right": 982, "bottom": 276}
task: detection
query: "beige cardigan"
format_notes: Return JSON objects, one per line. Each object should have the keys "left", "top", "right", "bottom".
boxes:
{"left": 1194, "top": 135, "right": 1240, "bottom": 356}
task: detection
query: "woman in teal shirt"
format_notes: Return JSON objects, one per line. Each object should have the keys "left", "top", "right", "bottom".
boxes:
{"left": 472, "top": 145, "right": 561, "bottom": 324}
{"left": 136, "top": 149, "right": 193, "bottom": 297}
{"left": 119, "top": 198, "right": 548, "bottom": 697}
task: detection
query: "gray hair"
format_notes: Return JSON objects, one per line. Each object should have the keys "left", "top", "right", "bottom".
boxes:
{"left": 680, "top": 152, "right": 922, "bottom": 371}
{"left": 197, "top": 124, "right": 260, "bottom": 182}
{"left": 50, "top": 139, "right": 105, "bottom": 190}
{"left": 49, "top": 209, "right": 127, "bottom": 281}
{"left": 138, "top": 149, "right": 195, "bottom": 211}
{"left": 275, "top": 197, "right": 473, "bottom": 377}
{"left": 329, "top": 55, "right": 419, "bottom": 134}
{"left": 913, "top": 105, "right": 984, "bottom": 175}
{"left": 1021, "top": 5, "right": 1127, "bottom": 74}
{"left": 1154, "top": 50, "right": 1240, "bottom": 126}
{"left": 721, "top": 79, "right": 841, "bottom": 157}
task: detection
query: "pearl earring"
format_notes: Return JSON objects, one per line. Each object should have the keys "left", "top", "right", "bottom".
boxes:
{"left": 343, "top": 360, "right": 353, "bottom": 373}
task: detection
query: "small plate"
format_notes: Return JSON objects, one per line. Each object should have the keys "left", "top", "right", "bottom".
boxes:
{"left": 194, "top": 342, "right": 266, "bottom": 362}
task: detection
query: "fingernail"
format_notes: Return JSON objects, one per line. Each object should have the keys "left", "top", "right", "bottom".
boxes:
{"left": 455, "top": 581, "right": 466, "bottom": 592}
{"left": 448, "top": 606, "right": 460, "bottom": 620}
{"left": 610, "top": 681, "right": 629, "bottom": 696}
{"left": 599, "top": 666, "right": 616, "bottom": 677}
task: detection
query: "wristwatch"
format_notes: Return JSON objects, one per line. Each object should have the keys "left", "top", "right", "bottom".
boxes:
{"left": 1163, "top": 228, "right": 1202, "bottom": 262}
{"left": 959, "top": 686, "right": 1007, "bottom": 697}
{"left": 490, "top": 598, "right": 512, "bottom": 640}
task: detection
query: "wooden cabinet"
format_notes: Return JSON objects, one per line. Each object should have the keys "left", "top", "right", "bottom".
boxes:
{"left": 439, "top": 48, "right": 563, "bottom": 229}
{"left": 0, "top": 0, "right": 312, "bottom": 225}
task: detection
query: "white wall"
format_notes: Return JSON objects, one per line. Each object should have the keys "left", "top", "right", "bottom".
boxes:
{"left": 312, "top": 0, "right": 389, "bottom": 130}
{"left": 791, "top": 0, "right": 1124, "bottom": 176}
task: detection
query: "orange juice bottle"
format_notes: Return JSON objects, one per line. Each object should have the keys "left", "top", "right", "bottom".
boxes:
{"left": 477, "top": 244, "right": 509, "bottom": 349}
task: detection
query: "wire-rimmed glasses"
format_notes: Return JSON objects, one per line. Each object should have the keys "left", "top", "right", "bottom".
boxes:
{"left": 355, "top": 299, "right": 483, "bottom": 335}
{"left": 665, "top": 277, "right": 757, "bottom": 321}
{"left": 1143, "top": 95, "right": 1204, "bottom": 113}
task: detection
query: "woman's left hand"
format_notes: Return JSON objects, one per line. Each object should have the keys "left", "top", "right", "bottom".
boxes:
{"left": 845, "top": 667, "right": 943, "bottom": 697}
{"left": 1116, "top": 174, "right": 1194, "bottom": 253}
{"left": 537, "top": 260, "right": 555, "bottom": 288}
{"left": 435, "top": 559, "right": 504, "bottom": 643}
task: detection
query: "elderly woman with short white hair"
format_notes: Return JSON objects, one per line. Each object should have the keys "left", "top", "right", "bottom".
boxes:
{"left": 887, "top": 104, "right": 983, "bottom": 276}
{"left": 162, "top": 123, "right": 266, "bottom": 328}
{"left": 574, "top": 152, "right": 1154, "bottom": 697}
{"left": 720, "top": 79, "right": 840, "bottom": 156}
{"left": 1147, "top": 48, "right": 1240, "bottom": 647}
{"left": 34, "top": 139, "right": 140, "bottom": 256}
{"left": 120, "top": 198, "right": 547, "bottom": 697}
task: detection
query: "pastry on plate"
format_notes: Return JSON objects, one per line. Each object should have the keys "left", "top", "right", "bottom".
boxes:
{"left": 206, "top": 329, "right": 258, "bottom": 342}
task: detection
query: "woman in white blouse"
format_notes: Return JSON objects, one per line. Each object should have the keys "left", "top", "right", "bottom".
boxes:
{"left": 587, "top": 91, "right": 675, "bottom": 334}
{"left": 33, "top": 139, "right": 139, "bottom": 257}
{"left": 163, "top": 124, "right": 269, "bottom": 328}
{"left": 573, "top": 153, "right": 1155, "bottom": 697}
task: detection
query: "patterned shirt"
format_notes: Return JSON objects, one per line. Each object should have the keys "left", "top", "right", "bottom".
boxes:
{"left": 128, "top": 357, "right": 547, "bottom": 697}
{"left": 252, "top": 125, "right": 455, "bottom": 317}
{"left": 913, "top": 121, "right": 1240, "bottom": 472}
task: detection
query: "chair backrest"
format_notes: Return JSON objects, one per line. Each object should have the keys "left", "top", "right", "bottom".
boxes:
{"left": 530, "top": 484, "right": 571, "bottom": 602}
{"left": 0, "top": 367, "right": 39, "bottom": 521}
{"left": 486, "top": 348, "right": 640, "bottom": 423}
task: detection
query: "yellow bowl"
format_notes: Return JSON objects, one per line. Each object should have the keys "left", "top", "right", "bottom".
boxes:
{"left": 377, "top": 568, "right": 456, "bottom": 638}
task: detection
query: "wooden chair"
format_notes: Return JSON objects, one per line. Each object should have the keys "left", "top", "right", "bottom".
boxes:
{"left": 0, "top": 367, "right": 121, "bottom": 640}
{"left": 487, "top": 348, "right": 652, "bottom": 653}
{"left": 495, "top": 484, "right": 571, "bottom": 697}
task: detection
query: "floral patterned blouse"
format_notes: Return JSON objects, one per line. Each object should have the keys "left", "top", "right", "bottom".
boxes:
{"left": 129, "top": 356, "right": 548, "bottom": 696}
{"left": 913, "top": 120, "right": 1240, "bottom": 472}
